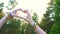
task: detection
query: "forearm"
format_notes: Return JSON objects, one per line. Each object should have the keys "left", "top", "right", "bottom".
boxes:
{"left": 0, "top": 14, "right": 8, "bottom": 28}
{"left": 30, "top": 21, "right": 46, "bottom": 34}
{"left": 35, "top": 25, "right": 46, "bottom": 34}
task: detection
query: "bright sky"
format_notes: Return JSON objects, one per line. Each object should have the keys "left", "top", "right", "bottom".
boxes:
{"left": 0, "top": 0, "right": 50, "bottom": 21}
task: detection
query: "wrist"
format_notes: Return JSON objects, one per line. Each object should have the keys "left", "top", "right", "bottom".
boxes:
{"left": 31, "top": 21, "right": 37, "bottom": 32}
{"left": 5, "top": 14, "right": 9, "bottom": 18}
{"left": 29, "top": 20, "right": 34, "bottom": 26}
{"left": 8, "top": 12, "right": 13, "bottom": 19}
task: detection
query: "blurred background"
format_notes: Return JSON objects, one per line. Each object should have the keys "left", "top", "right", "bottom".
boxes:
{"left": 0, "top": 0, "right": 60, "bottom": 34}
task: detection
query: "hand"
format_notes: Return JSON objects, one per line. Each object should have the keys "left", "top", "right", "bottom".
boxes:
{"left": 11, "top": 8, "right": 32, "bottom": 22}
{"left": 15, "top": 9, "right": 34, "bottom": 26}
{"left": 11, "top": 8, "right": 34, "bottom": 26}
{"left": 22, "top": 10, "right": 33, "bottom": 22}
{"left": 10, "top": 8, "right": 23, "bottom": 17}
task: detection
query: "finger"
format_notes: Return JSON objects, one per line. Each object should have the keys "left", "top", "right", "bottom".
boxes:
{"left": 13, "top": 8, "right": 23, "bottom": 13}
{"left": 15, "top": 16, "right": 29, "bottom": 22}
{"left": 26, "top": 10, "right": 31, "bottom": 16}
{"left": 23, "top": 10, "right": 27, "bottom": 13}
{"left": 16, "top": 8, "right": 23, "bottom": 11}
{"left": 25, "top": 10, "right": 30, "bottom": 14}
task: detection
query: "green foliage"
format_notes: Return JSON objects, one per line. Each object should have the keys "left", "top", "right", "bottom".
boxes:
{"left": 0, "top": 2, "right": 4, "bottom": 12}
{"left": 25, "top": 24, "right": 36, "bottom": 34}
{"left": 0, "top": 2, "right": 4, "bottom": 19}
{"left": 49, "top": 0, "right": 60, "bottom": 34}
{"left": 0, "top": 12, "right": 4, "bottom": 19}
{"left": 39, "top": 0, "right": 54, "bottom": 34}
{"left": 0, "top": 12, "right": 38, "bottom": 34}
{"left": 6, "top": 0, "right": 18, "bottom": 10}
{"left": 32, "top": 12, "right": 38, "bottom": 22}
{"left": 0, "top": 0, "right": 38, "bottom": 34}
{"left": 0, "top": 19, "right": 21, "bottom": 34}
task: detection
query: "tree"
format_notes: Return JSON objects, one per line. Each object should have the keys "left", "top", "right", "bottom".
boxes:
{"left": 0, "top": 19, "right": 21, "bottom": 34}
{"left": 39, "top": 0, "right": 54, "bottom": 34}
{"left": 32, "top": 12, "right": 38, "bottom": 22}
{"left": 49, "top": 0, "right": 60, "bottom": 34}
{"left": 0, "top": 0, "right": 21, "bottom": 34}
{"left": 0, "top": 2, "right": 4, "bottom": 19}
{"left": 0, "top": 0, "right": 38, "bottom": 34}
{"left": 24, "top": 12, "right": 38, "bottom": 34}
{"left": 0, "top": 10, "right": 38, "bottom": 34}
{"left": 6, "top": 0, "right": 18, "bottom": 10}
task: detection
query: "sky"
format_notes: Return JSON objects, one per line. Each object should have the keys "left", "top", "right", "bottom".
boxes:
{"left": 0, "top": 0, "right": 50, "bottom": 21}
{"left": 15, "top": 0, "right": 50, "bottom": 21}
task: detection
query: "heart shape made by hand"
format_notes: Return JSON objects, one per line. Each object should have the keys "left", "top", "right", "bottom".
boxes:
{"left": 11, "top": 8, "right": 31, "bottom": 22}
{"left": 13, "top": 8, "right": 28, "bottom": 19}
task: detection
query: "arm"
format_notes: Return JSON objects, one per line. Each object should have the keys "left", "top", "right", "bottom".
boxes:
{"left": 10, "top": 8, "right": 47, "bottom": 34}
{"left": 36, "top": 25, "right": 46, "bottom": 34}
{"left": 0, "top": 9, "right": 19, "bottom": 28}
{"left": 30, "top": 21, "right": 47, "bottom": 34}
{"left": 16, "top": 9, "right": 47, "bottom": 34}
{"left": 0, "top": 14, "right": 8, "bottom": 28}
